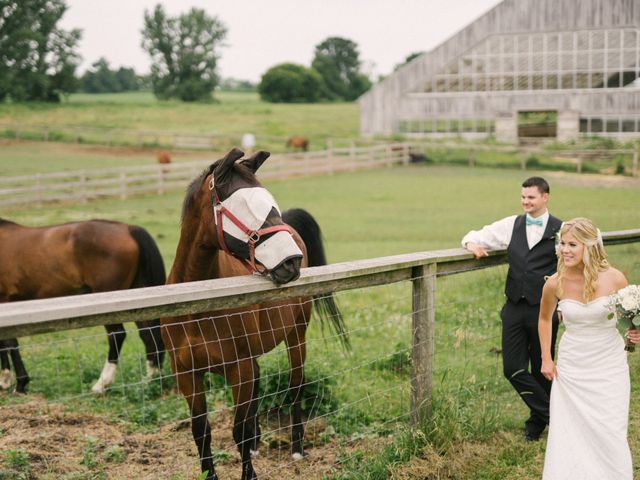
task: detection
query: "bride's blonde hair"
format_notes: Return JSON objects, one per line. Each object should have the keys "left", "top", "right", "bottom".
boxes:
{"left": 556, "top": 217, "right": 609, "bottom": 301}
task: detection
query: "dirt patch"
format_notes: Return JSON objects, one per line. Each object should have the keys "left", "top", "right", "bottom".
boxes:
{"left": 0, "top": 397, "right": 372, "bottom": 479}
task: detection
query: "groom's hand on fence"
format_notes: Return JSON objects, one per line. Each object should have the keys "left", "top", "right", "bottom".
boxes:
{"left": 465, "top": 242, "right": 489, "bottom": 259}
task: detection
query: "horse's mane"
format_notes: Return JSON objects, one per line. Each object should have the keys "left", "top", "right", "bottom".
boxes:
{"left": 180, "top": 160, "right": 258, "bottom": 225}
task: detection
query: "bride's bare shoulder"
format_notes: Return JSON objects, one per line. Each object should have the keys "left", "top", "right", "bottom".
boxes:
{"left": 544, "top": 273, "right": 559, "bottom": 289}
{"left": 603, "top": 266, "right": 628, "bottom": 289}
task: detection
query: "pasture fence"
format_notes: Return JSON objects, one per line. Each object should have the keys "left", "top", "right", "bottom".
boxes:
{"left": 0, "top": 143, "right": 410, "bottom": 208}
{"left": 408, "top": 140, "right": 639, "bottom": 176}
{"left": 0, "top": 229, "right": 640, "bottom": 479}
{"left": 1, "top": 229, "right": 638, "bottom": 413}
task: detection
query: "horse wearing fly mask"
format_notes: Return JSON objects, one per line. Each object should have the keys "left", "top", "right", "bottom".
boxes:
{"left": 162, "top": 148, "right": 347, "bottom": 480}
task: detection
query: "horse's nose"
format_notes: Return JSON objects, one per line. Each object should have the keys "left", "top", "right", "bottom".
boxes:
{"left": 270, "top": 256, "right": 302, "bottom": 285}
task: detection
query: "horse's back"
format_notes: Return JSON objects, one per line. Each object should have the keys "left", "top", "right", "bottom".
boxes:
{"left": 0, "top": 220, "right": 140, "bottom": 299}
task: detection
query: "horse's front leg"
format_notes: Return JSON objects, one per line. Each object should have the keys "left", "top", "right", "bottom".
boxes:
{"left": 286, "top": 330, "right": 307, "bottom": 460}
{"left": 135, "top": 319, "right": 165, "bottom": 378}
{"left": 0, "top": 341, "right": 12, "bottom": 390}
{"left": 2, "top": 338, "right": 29, "bottom": 394}
{"left": 92, "top": 324, "right": 127, "bottom": 394}
{"left": 177, "top": 370, "right": 217, "bottom": 480}
{"left": 230, "top": 359, "right": 260, "bottom": 480}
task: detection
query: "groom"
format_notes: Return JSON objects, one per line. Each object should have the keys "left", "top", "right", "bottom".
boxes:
{"left": 462, "top": 176, "right": 562, "bottom": 441}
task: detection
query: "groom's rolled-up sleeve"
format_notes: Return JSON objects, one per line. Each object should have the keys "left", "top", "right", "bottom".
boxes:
{"left": 461, "top": 215, "right": 517, "bottom": 250}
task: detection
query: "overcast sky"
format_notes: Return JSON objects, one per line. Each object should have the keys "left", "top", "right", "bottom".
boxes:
{"left": 60, "top": 0, "right": 503, "bottom": 83}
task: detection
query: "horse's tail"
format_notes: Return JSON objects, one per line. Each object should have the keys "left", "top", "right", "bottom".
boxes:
{"left": 128, "top": 225, "right": 167, "bottom": 365}
{"left": 128, "top": 226, "right": 167, "bottom": 288}
{"left": 282, "top": 208, "right": 349, "bottom": 350}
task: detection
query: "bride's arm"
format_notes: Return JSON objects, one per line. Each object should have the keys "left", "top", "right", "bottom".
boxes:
{"left": 539, "top": 276, "right": 559, "bottom": 380}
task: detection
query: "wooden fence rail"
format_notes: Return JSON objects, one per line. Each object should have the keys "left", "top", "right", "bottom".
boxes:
{"left": 1, "top": 228, "right": 638, "bottom": 424}
{"left": 0, "top": 143, "right": 410, "bottom": 208}
{"left": 409, "top": 141, "right": 639, "bottom": 176}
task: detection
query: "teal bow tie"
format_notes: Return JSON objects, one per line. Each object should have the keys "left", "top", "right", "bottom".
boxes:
{"left": 526, "top": 216, "right": 543, "bottom": 227}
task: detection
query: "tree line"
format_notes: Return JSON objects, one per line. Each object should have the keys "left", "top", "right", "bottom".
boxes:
{"left": 0, "top": 1, "right": 383, "bottom": 103}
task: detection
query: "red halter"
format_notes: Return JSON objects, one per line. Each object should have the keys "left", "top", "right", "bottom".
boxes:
{"left": 209, "top": 177, "right": 293, "bottom": 274}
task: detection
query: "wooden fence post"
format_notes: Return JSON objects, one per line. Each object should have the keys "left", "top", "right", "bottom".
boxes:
{"left": 410, "top": 263, "right": 436, "bottom": 427}
{"left": 327, "top": 143, "right": 334, "bottom": 174}
{"left": 633, "top": 146, "right": 638, "bottom": 178}
{"left": 468, "top": 149, "right": 476, "bottom": 167}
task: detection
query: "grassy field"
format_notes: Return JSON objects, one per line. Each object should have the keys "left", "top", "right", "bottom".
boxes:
{"left": 1, "top": 162, "right": 640, "bottom": 479}
{"left": 2, "top": 90, "right": 639, "bottom": 178}
{"left": 0, "top": 91, "right": 359, "bottom": 151}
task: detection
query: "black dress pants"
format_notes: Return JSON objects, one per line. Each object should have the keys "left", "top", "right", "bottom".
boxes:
{"left": 501, "top": 299, "right": 558, "bottom": 432}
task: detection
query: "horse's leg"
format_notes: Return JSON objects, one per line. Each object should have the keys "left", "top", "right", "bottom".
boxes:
{"left": 250, "top": 363, "right": 261, "bottom": 457}
{"left": 229, "top": 359, "right": 259, "bottom": 480}
{"left": 92, "top": 324, "right": 127, "bottom": 394}
{"left": 286, "top": 325, "right": 307, "bottom": 460}
{"left": 5, "top": 338, "right": 30, "bottom": 394}
{"left": 135, "top": 319, "right": 165, "bottom": 378}
{"left": 177, "top": 370, "right": 217, "bottom": 480}
{"left": 0, "top": 340, "right": 12, "bottom": 390}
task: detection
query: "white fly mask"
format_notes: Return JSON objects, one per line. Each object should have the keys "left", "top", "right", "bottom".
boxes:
{"left": 215, "top": 186, "right": 303, "bottom": 271}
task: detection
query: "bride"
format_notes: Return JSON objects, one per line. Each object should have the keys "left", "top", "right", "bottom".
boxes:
{"left": 538, "top": 217, "right": 638, "bottom": 479}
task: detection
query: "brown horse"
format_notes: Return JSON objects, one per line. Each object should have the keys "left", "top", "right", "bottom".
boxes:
{"left": 0, "top": 219, "right": 166, "bottom": 394}
{"left": 286, "top": 136, "right": 309, "bottom": 151}
{"left": 161, "top": 148, "right": 346, "bottom": 480}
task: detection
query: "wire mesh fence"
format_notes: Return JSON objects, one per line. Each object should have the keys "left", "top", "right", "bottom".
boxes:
{"left": 0, "top": 241, "right": 639, "bottom": 478}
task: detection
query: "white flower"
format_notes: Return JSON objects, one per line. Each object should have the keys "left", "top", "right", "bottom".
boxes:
{"left": 620, "top": 294, "right": 639, "bottom": 312}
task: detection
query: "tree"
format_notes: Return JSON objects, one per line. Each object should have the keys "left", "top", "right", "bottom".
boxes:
{"left": 311, "top": 36, "right": 371, "bottom": 101}
{"left": 258, "top": 63, "right": 325, "bottom": 103}
{"left": 394, "top": 51, "right": 424, "bottom": 71}
{"left": 141, "top": 5, "right": 227, "bottom": 102}
{"left": 81, "top": 58, "right": 141, "bottom": 93}
{"left": 0, "top": 0, "right": 81, "bottom": 102}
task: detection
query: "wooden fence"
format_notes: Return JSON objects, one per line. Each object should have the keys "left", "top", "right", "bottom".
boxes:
{"left": 409, "top": 141, "right": 639, "bottom": 176}
{"left": 0, "top": 143, "right": 410, "bottom": 208}
{"left": 1, "top": 228, "right": 638, "bottom": 425}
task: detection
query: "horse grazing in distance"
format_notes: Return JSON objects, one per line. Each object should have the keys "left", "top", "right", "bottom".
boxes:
{"left": 157, "top": 150, "right": 171, "bottom": 173}
{"left": 286, "top": 136, "right": 309, "bottom": 151}
{"left": 162, "top": 148, "right": 347, "bottom": 480}
{"left": 157, "top": 150, "right": 171, "bottom": 165}
{"left": 0, "top": 219, "right": 166, "bottom": 394}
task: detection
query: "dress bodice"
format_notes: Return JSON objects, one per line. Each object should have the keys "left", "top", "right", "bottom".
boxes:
{"left": 557, "top": 296, "right": 616, "bottom": 334}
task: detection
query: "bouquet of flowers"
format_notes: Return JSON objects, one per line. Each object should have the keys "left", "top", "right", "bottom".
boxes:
{"left": 607, "top": 285, "right": 640, "bottom": 352}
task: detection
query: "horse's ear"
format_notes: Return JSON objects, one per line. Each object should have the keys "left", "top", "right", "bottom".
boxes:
{"left": 214, "top": 148, "right": 244, "bottom": 183}
{"left": 240, "top": 151, "right": 270, "bottom": 173}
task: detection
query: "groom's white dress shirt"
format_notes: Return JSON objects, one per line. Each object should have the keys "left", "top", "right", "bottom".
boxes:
{"left": 461, "top": 211, "right": 550, "bottom": 251}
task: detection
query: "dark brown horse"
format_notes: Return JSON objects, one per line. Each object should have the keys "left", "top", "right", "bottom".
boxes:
{"left": 0, "top": 219, "right": 166, "bottom": 394}
{"left": 286, "top": 136, "right": 309, "bottom": 151}
{"left": 161, "top": 148, "right": 346, "bottom": 480}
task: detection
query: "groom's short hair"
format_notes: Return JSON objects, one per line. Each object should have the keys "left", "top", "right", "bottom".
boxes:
{"left": 522, "top": 176, "right": 550, "bottom": 194}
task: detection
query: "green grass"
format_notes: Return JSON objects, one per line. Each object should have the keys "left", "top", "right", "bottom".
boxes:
{"left": 0, "top": 91, "right": 359, "bottom": 151}
{"left": 1, "top": 164, "right": 640, "bottom": 479}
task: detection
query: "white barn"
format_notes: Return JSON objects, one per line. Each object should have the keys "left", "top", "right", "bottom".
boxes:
{"left": 359, "top": 0, "right": 640, "bottom": 143}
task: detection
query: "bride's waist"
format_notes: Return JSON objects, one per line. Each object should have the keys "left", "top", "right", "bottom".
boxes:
{"left": 561, "top": 326, "right": 620, "bottom": 338}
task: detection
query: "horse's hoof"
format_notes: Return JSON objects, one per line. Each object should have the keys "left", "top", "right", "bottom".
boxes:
{"left": 145, "top": 360, "right": 160, "bottom": 378}
{"left": 292, "top": 452, "right": 303, "bottom": 461}
{"left": 0, "top": 369, "right": 11, "bottom": 389}
{"left": 90, "top": 382, "right": 106, "bottom": 395}
{"left": 250, "top": 449, "right": 260, "bottom": 459}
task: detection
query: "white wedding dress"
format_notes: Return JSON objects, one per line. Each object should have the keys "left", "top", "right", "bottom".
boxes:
{"left": 542, "top": 296, "right": 632, "bottom": 479}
